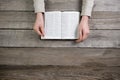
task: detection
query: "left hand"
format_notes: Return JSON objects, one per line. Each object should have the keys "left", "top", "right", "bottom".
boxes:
{"left": 75, "top": 16, "right": 90, "bottom": 43}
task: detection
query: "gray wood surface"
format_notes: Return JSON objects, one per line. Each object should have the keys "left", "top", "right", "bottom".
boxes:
{"left": 45, "top": 0, "right": 82, "bottom": 11}
{"left": 0, "top": 48, "right": 120, "bottom": 66}
{"left": 0, "top": 12, "right": 120, "bottom": 29}
{"left": 0, "top": 0, "right": 119, "bottom": 11}
{"left": 0, "top": 1, "right": 120, "bottom": 79}
{"left": 0, "top": 0, "right": 120, "bottom": 48}
{"left": 0, "top": 30, "right": 120, "bottom": 48}
{"left": 0, "top": 65, "right": 120, "bottom": 80}
{"left": 0, "top": 11, "right": 119, "bottom": 21}
{"left": 0, "top": 19, "right": 120, "bottom": 30}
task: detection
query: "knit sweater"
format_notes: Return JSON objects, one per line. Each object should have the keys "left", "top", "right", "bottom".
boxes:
{"left": 33, "top": 0, "right": 94, "bottom": 17}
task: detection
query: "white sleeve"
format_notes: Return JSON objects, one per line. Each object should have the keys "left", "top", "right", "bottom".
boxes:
{"left": 33, "top": 0, "right": 45, "bottom": 13}
{"left": 81, "top": 0, "right": 94, "bottom": 17}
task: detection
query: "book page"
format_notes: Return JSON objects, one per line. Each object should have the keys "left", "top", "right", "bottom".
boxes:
{"left": 61, "top": 11, "right": 80, "bottom": 39}
{"left": 41, "top": 11, "right": 62, "bottom": 39}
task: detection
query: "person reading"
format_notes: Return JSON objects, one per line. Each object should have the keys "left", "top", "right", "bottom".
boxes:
{"left": 33, "top": 0, "right": 94, "bottom": 42}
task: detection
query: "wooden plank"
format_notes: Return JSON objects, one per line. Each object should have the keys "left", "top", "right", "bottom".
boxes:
{"left": 0, "top": 65, "right": 120, "bottom": 80}
{"left": 0, "top": 30, "right": 120, "bottom": 48}
{"left": 0, "top": 48, "right": 120, "bottom": 66}
{"left": 89, "top": 19, "right": 120, "bottom": 30}
{"left": 0, "top": 12, "right": 120, "bottom": 29}
{"left": 0, "top": 18, "right": 120, "bottom": 30}
{"left": 0, "top": 0, "right": 120, "bottom": 11}
{"left": 0, "top": 22, "right": 34, "bottom": 29}
{"left": 45, "top": 0, "right": 82, "bottom": 11}
{"left": 0, "top": 12, "right": 35, "bottom": 22}
{"left": 1, "top": 12, "right": 119, "bottom": 22}
{"left": 94, "top": 0, "right": 120, "bottom": 11}
{"left": 92, "top": 11, "right": 120, "bottom": 19}
{"left": 0, "top": 0, "right": 34, "bottom": 11}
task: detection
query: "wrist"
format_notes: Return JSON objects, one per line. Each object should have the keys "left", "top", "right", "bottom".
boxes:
{"left": 81, "top": 16, "right": 89, "bottom": 21}
{"left": 36, "top": 12, "right": 43, "bottom": 20}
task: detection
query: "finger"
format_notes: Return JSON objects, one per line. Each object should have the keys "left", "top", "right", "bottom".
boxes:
{"left": 82, "top": 30, "right": 90, "bottom": 41}
{"left": 75, "top": 30, "right": 83, "bottom": 43}
{"left": 40, "top": 26, "right": 45, "bottom": 36}
{"left": 35, "top": 27, "right": 42, "bottom": 36}
{"left": 82, "top": 33, "right": 88, "bottom": 41}
{"left": 82, "top": 32, "right": 88, "bottom": 41}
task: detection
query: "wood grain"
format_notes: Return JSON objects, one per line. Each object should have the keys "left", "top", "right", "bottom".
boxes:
{"left": 0, "top": 12, "right": 120, "bottom": 29}
{"left": 0, "top": 48, "right": 120, "bottom": 66}
{"left": 0, "top": 30, "right": 120, "bottom": 48}
{"left": 0, "top": 0, "right": 120, "bottom": 48}
{"left": 0, "top": 1, "right": 120, "bottom": 79}
{"left": 0, "top": 65, "right": 120, "bottom": 80}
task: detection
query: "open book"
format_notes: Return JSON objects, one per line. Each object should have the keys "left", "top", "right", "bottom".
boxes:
{"left": 41, "top": 11, "right": 80, "bottom": 39}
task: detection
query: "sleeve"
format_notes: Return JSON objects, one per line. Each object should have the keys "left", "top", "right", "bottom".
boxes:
{"left": 33, "top": 0, "right": 45, "bottom": 13}
{"left": 81, "top": 0, "right": 94, "bottom": 17}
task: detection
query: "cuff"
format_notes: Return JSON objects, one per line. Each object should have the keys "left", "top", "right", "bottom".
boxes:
{"left": 81, "top": 0, "right": 94, "bottom": 18}
{"left": 33, "top": 0, "right": 45, "bottom": 13}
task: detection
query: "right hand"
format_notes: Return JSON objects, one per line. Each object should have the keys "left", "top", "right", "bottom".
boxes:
{"left": 33, "top": 12, "right": 45, "bottom": 37}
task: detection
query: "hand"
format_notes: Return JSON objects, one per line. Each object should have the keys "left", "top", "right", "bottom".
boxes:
{"left": 75, "top": 16, "right": 90, "bottom": 43}
{"left": 33, "top": 12, "right": 45, "bottom": 37}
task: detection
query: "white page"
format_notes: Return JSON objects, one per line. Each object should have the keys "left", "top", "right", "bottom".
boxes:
{"left": 61, "top": 11, "right": 80, "bottom": 39}
{"left": 41, "top": 11, "right": 62, "bottom": 39}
